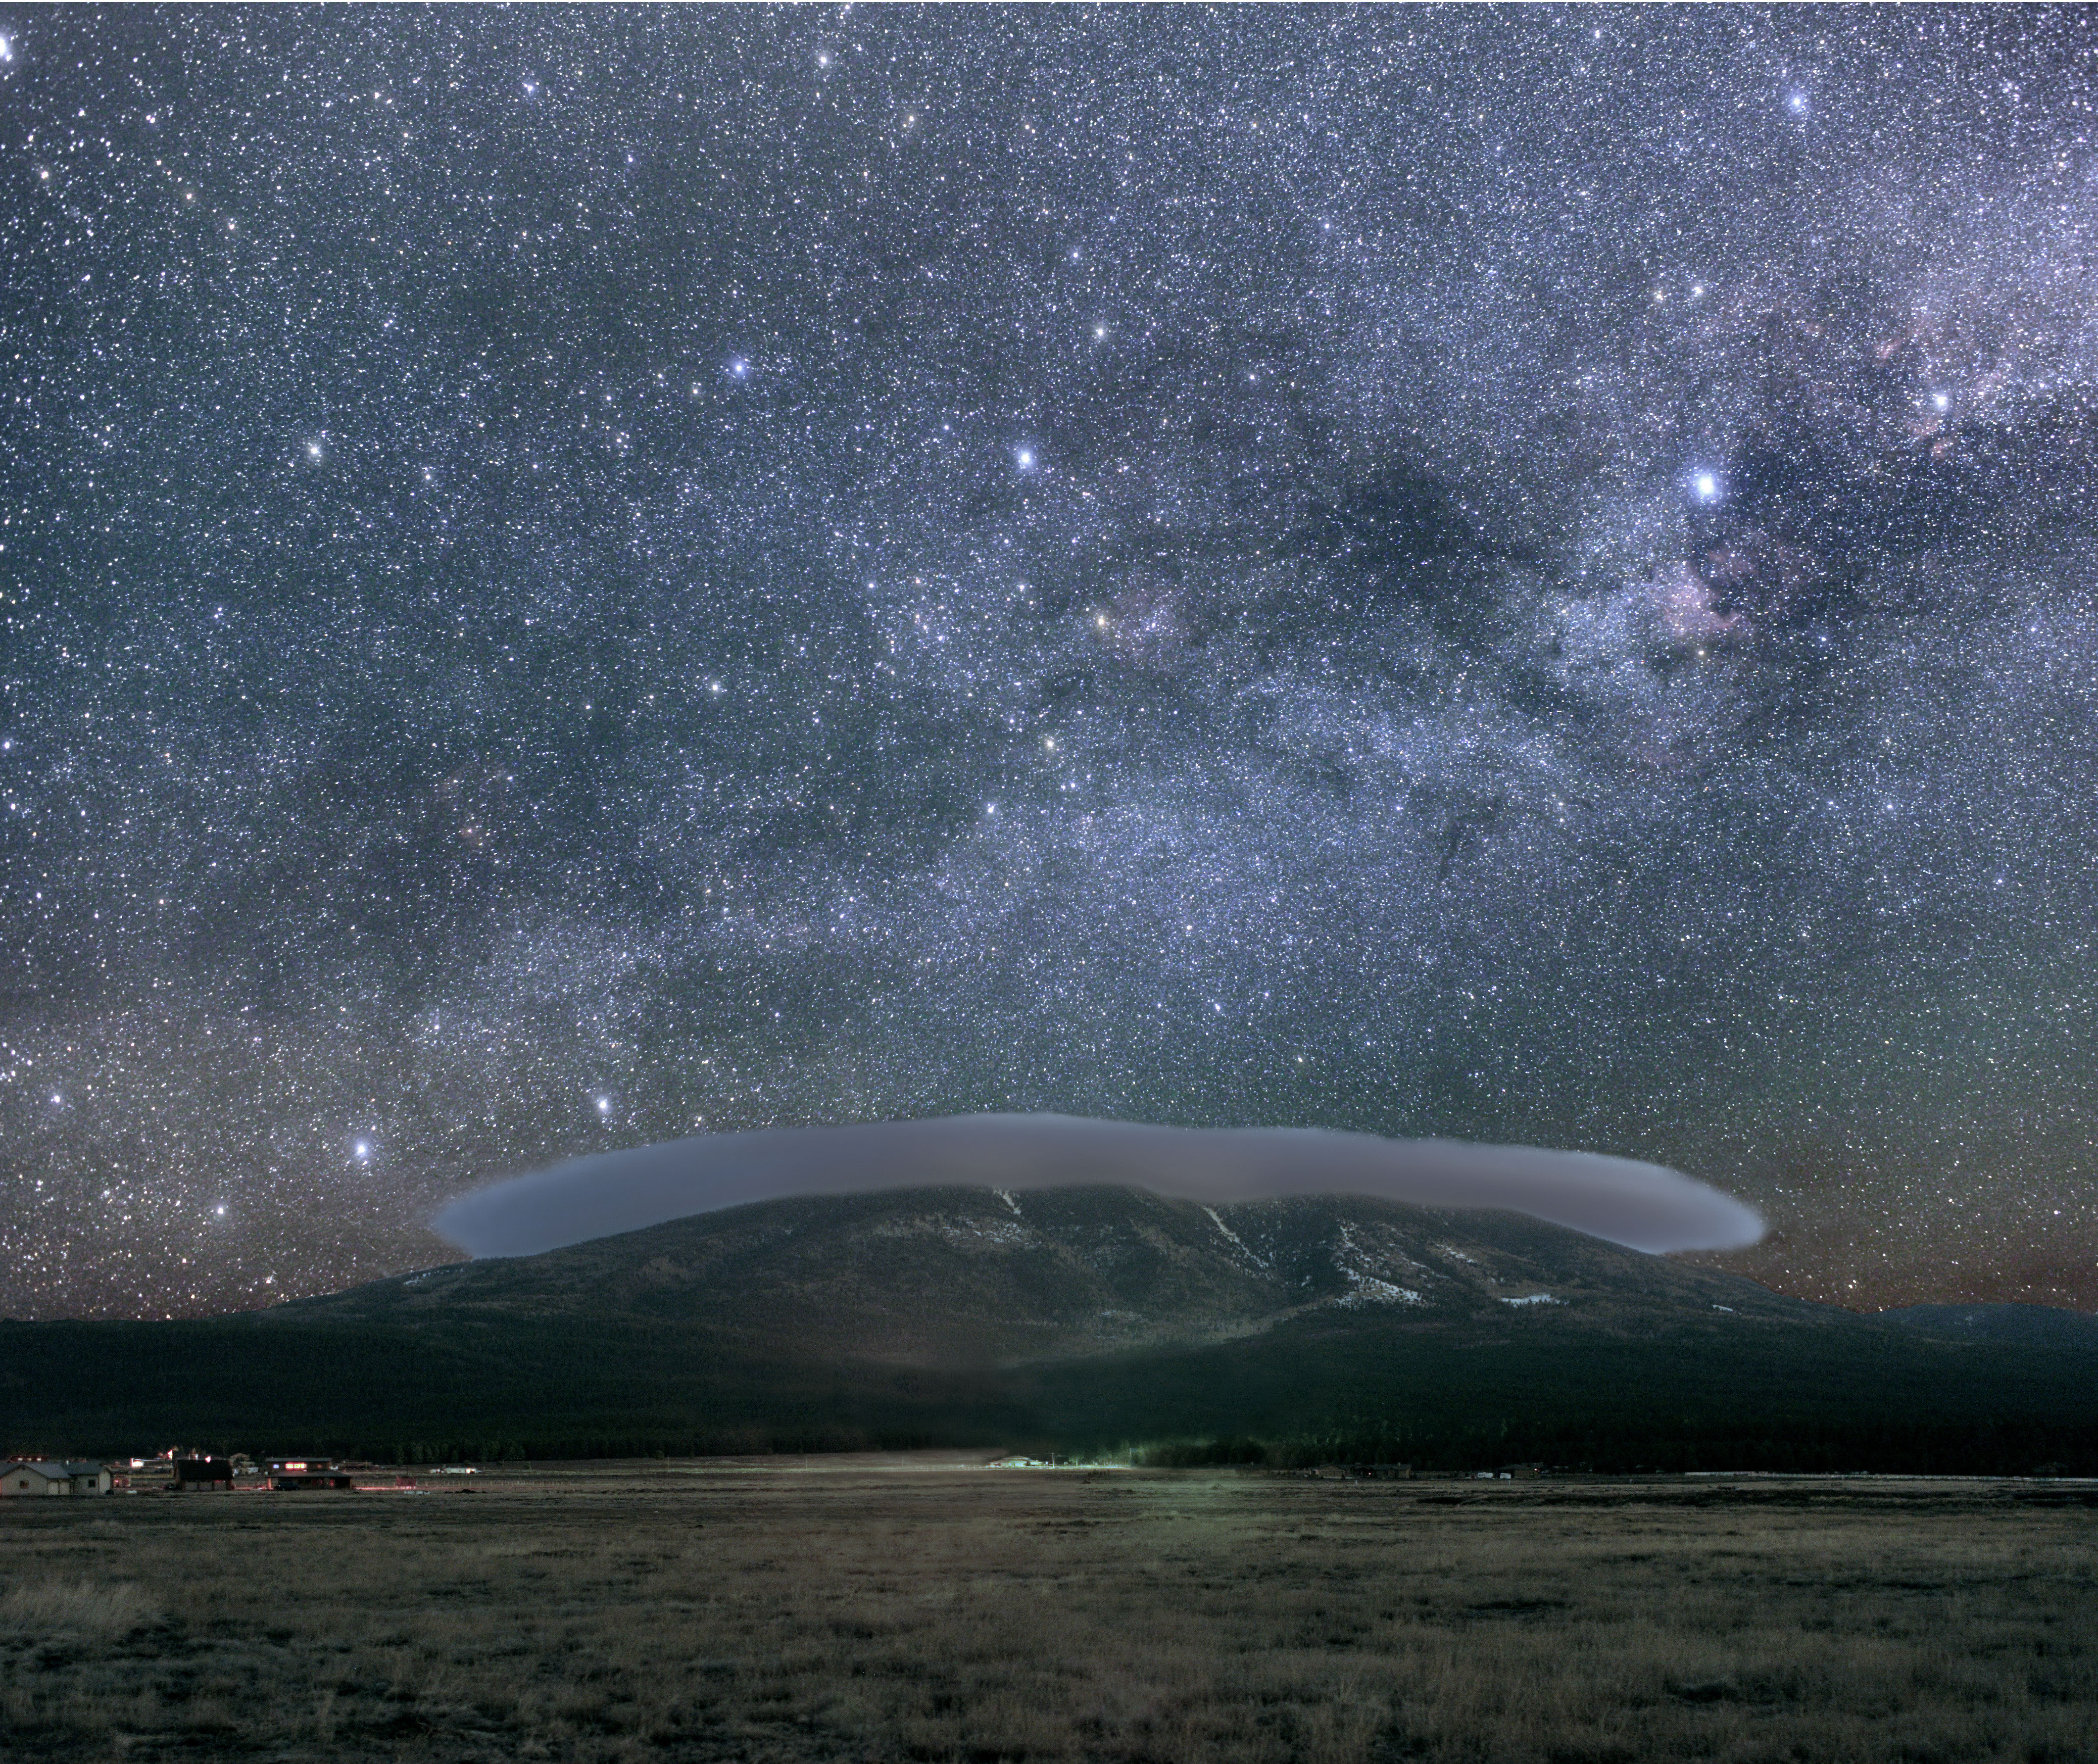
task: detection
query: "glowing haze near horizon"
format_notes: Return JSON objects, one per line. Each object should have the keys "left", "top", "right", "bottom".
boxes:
{"left": 3, "top": 9, "right": 2095, "bottom": 1320}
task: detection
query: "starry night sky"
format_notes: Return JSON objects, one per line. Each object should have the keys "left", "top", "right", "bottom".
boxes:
{"left": 4, "top": 7, "right": 2095, "bottom": 1320}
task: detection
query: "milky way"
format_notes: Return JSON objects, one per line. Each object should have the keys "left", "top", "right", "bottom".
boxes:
{"left": 3, "top": 8, "right": 2094, "bottom": 1319}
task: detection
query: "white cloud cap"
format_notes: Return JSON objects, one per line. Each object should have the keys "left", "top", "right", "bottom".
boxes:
{"left": 431, "top": 1113, "right": 1764, "bottom": 1259}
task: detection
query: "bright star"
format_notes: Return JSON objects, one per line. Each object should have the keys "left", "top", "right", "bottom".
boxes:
{"left": 353, "top": 1140, "right": 371, "bottom": 1159}
{"left": 1015, "top": 448, "right": 1035, "bottom": 470}
{"left": 0, "top": 35, "right": 14, "bottom": 62}
{"left": 1787, "top": 89, "right": 1809, "bottom": 115}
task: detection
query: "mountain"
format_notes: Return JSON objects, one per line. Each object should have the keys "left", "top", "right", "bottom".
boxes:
{"left": 277, "top": 1185, "right": 1823, "bottom": 1358}
{"left": 4, "top": 1187, "right": 2094, "bottom": 1473}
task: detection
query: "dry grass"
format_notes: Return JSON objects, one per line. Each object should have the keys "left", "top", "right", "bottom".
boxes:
{"left": 2, "top": 1461, "right": 2094, "bottom": 1763}
{"left": 0, "top": 1577, "right": 163, "bottom": 1642}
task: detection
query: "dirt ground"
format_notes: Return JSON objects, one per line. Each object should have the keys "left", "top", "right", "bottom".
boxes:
{"left": 3, "top": 1457, "right": 2093, "bottom": 1763}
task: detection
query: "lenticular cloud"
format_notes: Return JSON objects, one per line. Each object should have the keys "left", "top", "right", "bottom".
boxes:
{"left": 431, "top": 1114, "right": 1764, "bottom": 1259}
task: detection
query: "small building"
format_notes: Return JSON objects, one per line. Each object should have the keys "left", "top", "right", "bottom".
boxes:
{"left": 174, "top": 1458, "right": 235, "bottom": 1489}
{"left": 1, "top": 1460, "right": 113, "bottom": 1497}
{"left": 266, "top": 1459, "right": 354, "bottom": 1491}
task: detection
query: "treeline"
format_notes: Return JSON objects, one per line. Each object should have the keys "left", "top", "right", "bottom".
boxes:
{"left": 366, "top": 1414, "right": 2098, "bottom": 1475}
{"left": 1126, "top": 1415, "right": 2098, "bottom": 1477}
{"left": 6, "top": 1310, "right": 2097, "bottom": 1477}
{"left": 0, "top": 1317, "right": 1022, "bottom": 1462}
{"left": 377, "top": 1429, "right": 979, "bottom": 1464}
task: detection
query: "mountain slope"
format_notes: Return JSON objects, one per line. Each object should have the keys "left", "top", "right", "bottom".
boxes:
{"left": 275, "top": 1185, "right": 1822, "bottom": 1363}
{"left": 3, "top": 1187, "right": 2094, "bottom": 1472}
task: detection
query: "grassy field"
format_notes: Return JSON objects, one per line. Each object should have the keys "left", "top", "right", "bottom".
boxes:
{"left": 2, "top": 1459, "right": 2093, "bottom": 1763}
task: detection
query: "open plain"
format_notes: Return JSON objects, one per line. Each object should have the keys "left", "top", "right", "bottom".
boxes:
{"left": 2, "top": 1459, "right": 2093, "bottom": 1764}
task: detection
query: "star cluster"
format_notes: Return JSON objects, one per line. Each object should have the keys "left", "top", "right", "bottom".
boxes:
{"left": 4, "top": 8, "right": 2095, "bottom": 1318}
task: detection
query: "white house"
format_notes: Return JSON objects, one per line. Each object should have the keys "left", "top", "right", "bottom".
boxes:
{"left": 0, "top": 1461, "right": 113, "bottom": 1496}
